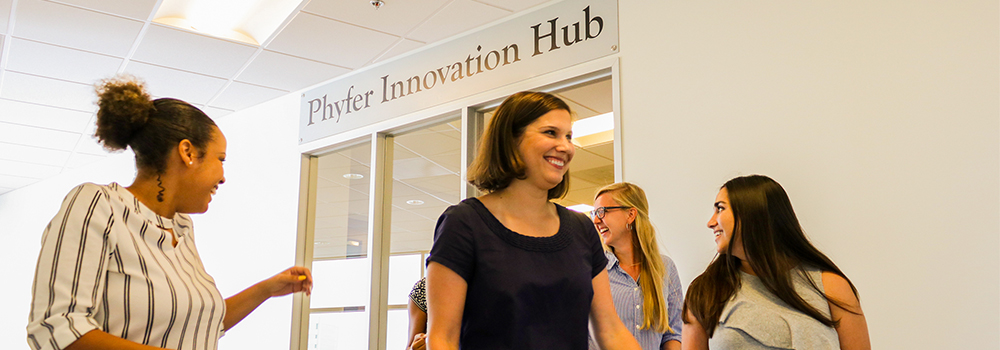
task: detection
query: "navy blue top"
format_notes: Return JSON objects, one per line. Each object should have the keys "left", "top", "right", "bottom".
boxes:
{"left": 428, "top": 198, "right": 608, "bottom": 350}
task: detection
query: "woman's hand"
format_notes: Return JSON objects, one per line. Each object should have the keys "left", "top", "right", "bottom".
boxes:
{"left": 409, "top": 333, "right": 427, "bottom": 350}
{"left": 261, "top": 266, "right": 313, "bottom": 297}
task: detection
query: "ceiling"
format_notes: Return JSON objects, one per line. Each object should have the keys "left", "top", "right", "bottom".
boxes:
{"left": 0, "top": 0, "right": 558, "bottom": 196}
{"left": 312, "top": 78, "right": 614, "bottom": 259}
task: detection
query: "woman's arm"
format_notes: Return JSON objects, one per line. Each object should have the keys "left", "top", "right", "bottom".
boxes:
{"left": 661, "top": 256, "right": 683, "bottom": 350}
{"left": 406, "top": 298, "right": 427, "bottom": 350}
{"left": 822, "top": 272, "right": 870, "bottom": 350}
{"left": 223, "top": 267, "right": 312, "bottom": 330}
{"left": 589, "top": 270, "right": 641, "bottom": 350}
{"left": 680, "top": 310, "right": 709, "bottom": 350}
{"left": 63, "top": 330, "right": 164, "bottom": 350}
{"left": 425, "top": 262, "right": 467, "bottom": 350}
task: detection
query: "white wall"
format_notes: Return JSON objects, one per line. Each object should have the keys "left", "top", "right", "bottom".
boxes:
{"left": 0, "top": 93, "right": 302, "bottom": 350}
{"left": 617, "top": 1, "right": 998, "bottom": 349}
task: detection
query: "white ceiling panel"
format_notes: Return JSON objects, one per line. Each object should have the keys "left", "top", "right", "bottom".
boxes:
{"left": 0, "top": 0, "right": 11, "bottom": 34}
{"left": 0, "top": 187, "right": 12, "bottom": 195}
{"left": 237, "top": 50, "right": 350, "bottom": 92}
{"left": 73, "top": 133, "right": 110, "bottom": 156}
{"left": 267, "top": 12, "right": 399, "bottom": 69}
{"left": 209, "top": 81, "right": 286, "bottom": 111}
{"left": 0, "top": 142, "right": 71, "bottom": 166}
{"left": 13, "top": 0, "right": 142, "bottom": 57}
{"left": 0, "top": 158, "right": 61, "bottom": 178}
{"left": 407, "top": 0, "right": 511, "bottom": 43}
{"left": 52, "top": 0, "right": 157, "bottom": 21}
{"left": 1, "top": 72, "right": 96, "bottom": 112}
{"left": 197, "top": 105, "right": 234, "bottom": 121}
{"left": 556, "top": 78, "right": 612, "bottom": 115}
{"left": 65, "top": 152, "right": 108, "bottom": 169}
{"left": 123, "top": 61, "right": 227, "bottom": 104}
{"left": 0, "top": 174, "right": 39, "bottom": 188}
{"left": 0, "top": 122, "right": 80, "bottom": 150}
{"left": 474, "top": 0, "right": 552, "bottom": 12}
{"left": 132, "top": 25, "right": 257, "bottom": 78}
{"left": 303, "top": 0, "right": 451, "bottom": 37}
{"left": 6, "top": 38, "right": 123, "bottom": 84}
{"left": 373, "top": 39, "right": 425, "bottom": 64}
{"left": 0, "top": 99, "right": 92, "bottom": 132}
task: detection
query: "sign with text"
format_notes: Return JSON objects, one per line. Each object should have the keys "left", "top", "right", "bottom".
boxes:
{"left": 300, "top": 0, "right": 618, "bottom": 144}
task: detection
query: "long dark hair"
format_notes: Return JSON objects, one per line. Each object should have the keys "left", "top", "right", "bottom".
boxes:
{"left": 683, "top": 175, "right": 859, "bottom": 336}
{"left": 467, "top": 91, "right": 572, "bottom": 199}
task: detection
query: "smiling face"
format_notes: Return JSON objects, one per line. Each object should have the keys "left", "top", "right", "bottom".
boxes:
{"left": 708, "top": 187, "right": 744, "bottom": 259}
{"left": 592, "top": 192, "right": 635, "bottom": 249}
{"left": 177, "top": 127, "right": 227, "bottom": 214}
{"left": 515, "top": 109, "right": 575, "bottom": 191}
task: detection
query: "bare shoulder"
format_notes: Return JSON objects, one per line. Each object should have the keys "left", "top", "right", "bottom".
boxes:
{"left": 821, "top": 271, "right": 860, "bottom": 309}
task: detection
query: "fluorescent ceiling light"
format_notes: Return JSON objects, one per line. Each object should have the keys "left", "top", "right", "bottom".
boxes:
{"left": 566, "top": 204, "right": 594, "bottom": 215}
{"left": 572, "top": 112, "right": 613, "bottom": 138}
{"left": 343, "top": 173, "right": 365, "bottom": 180}
{"left": 154, "top": 0, "right": 304, "bottom": 45}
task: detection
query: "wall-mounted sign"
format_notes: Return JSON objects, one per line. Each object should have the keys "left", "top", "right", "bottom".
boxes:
{"left": 299, "top": 0, "right": 618, "bottom": 144}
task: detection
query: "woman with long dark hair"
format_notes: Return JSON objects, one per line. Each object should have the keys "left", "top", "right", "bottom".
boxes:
{"left": 682, "top": 175, "right": 870, "bottom": 350}
{"left": 425, "top": 91, "right": 640, "bottom": 350}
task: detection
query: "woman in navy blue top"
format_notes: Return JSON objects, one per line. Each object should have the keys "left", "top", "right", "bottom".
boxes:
{"left": 426, "top": 92, "right": 640, "bottom": 350}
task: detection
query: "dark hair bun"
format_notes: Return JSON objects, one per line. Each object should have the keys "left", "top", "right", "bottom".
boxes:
{"left": 94, "top": 76, "right": 154, "bottom": 151}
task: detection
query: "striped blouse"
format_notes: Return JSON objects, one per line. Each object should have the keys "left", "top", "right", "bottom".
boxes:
{"left": 27, "top": 183, "right": 226, "bottom": 350}
{"left": 590, "top": 251, "right": 683, "bottom": 350}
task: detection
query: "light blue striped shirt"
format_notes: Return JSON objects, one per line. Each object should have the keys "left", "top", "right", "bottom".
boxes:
{"left": 590, "top": 251, "right": 683, "bottom": 350}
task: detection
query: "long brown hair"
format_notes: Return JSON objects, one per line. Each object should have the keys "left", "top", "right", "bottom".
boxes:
{"left": 467, "top": 91, "right": 572, "bottom": 199}
{"left": 596, "top": 182, "right": 672, "bottom": 333}
{"left": 682, "top": 175, "right": 860, "bottom": 336}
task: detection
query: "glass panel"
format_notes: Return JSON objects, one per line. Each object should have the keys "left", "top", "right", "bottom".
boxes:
{"left": 309, "top": 140, "right": 372, "bottom": 349}
{"left": 310, "top": 258, "right": 371, "bottom": 308}
{"left": 386, "top": 309, "right": 409, "bottom": 350}
{"left": 388, "top": 254, "right": 422, "bottom": 305}
{"left": 308, "top": 311, "right": 369, "bottom": 350}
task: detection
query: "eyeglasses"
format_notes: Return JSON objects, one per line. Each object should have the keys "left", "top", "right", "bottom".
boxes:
{"left": 590, "top": 206, "right": 629, "bottom": 219}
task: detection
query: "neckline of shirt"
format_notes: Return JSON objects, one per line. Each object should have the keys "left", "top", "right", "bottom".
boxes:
{"left": 109, "top": 182, "right": 187, "bottom": 238}
{"left": 465, "top": 197, "right": 574, "bottom": 252}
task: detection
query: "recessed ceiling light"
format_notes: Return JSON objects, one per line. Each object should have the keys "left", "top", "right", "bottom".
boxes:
{"left": 406, "top": 199, "right": 425, "bottom": 205}
{"left": 314, "top": 241, "right": 330, "bottom": 246}
{"left": 348, "top": 239, "right": 361, "bottom": 246}
{"left": 572, "top": 112, "right": 614, "bottom": 138}
{"left": 343, "top": 173, "right": 364, "bottom": 180}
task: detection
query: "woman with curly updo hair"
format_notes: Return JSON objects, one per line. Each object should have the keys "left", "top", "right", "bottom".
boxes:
{"left": 27, "top": 76, "right": 313, "bottom": 350}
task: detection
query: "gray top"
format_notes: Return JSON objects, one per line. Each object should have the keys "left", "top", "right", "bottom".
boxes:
{"left": 708, "top": 266, "right": 840, "bottom": 350}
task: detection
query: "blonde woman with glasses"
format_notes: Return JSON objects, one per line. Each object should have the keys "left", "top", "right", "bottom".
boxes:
{"left": 590, "top": 182, "right": 682, "bottom": 350}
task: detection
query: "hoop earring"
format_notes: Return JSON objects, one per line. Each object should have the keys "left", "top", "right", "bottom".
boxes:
{"left": 627, "top": 222, "right": 632, "bottom": 231}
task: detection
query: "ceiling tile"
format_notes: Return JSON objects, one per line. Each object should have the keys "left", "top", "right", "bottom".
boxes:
{"left": 0, "top": 142, "right": 71, "bottom": 166}
{"left": 303, "top": 0, "right": 450, "bottom": 37}
{"left": 0, "top": 0, "right": 11, "bottom": 34}
{"left": 237, "top": 50, "right": 350, "bottom": 92}
{"left": 0, "top": 174, "right": 40, "bottom": 188}
{"left": 123, "top": 61, "right": 228, "bottom": 104}
{"left": 197, "top": 105, "right": 234, "bottom": 120}
{"left": 373, "top": 39, "right": 425, "bottom": 64}
{"left": 474, "top": 0, "right": 553, "bottom": 12}
{"left": 0, "top": 158, "right": 62, "bottom": 178}
{"left": 0, "top": 99, "right": 93, "bottom": 132}
{"left": 51, "top": 0, "right": 156, "bottom": 20}
{"left": 132, "top": 25, "right": 258, "bottom": 78}
{"left": 0, "top": 187, "right": 12, "bottom": 196}
{"left": 1, "top": 72, "right": 97, "bottom": 112}
{"left": 65, "top": 152, "right": 108, "bottom": 169}
{"left": 14, "top": 0, "right": 143, "bottom": 57}
{"left": 267, "top": 12, "right": 399, "bottom": 69}
{"left": 0, "top": 122, "right": 80, "bottom": 150}
{"left": 209, "top": 82, "right": 286, "bottom": 111}
{"left": 72, "top": 122, "right": 110, "bottom": 156}
{"left": 6, "top": 38, "right": 123, "bottom": 84}
{"left": 556, "top": 78, "right": 612, "bottom": 116}
{"left": 407, "top": 0, "right": 511, "bottom": 43}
